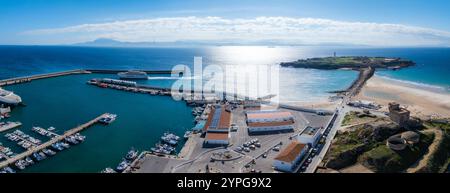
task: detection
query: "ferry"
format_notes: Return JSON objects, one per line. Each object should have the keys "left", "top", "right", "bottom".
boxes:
{"left": 60, "top": 142, "right": 70, "bottom": 149}
{"left": 0, "top": 88, "right": 22, "bottom": 105}
{"left": 117, "top": 70, "right": 148, "bottom": 79}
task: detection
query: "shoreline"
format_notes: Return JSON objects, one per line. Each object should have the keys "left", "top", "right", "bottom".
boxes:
{"left": 356, "top": 75, "right": 450, "bottom": 119}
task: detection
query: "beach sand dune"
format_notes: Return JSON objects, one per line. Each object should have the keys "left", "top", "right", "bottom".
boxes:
{"left": 356, "top": 76, "right": 450, "bottom": 119}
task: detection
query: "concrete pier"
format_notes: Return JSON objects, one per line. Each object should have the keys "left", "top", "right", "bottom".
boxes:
{"left": 0, "top": 69, "right": 90, "bottom": 87}
{"left": 0, "top": 69, "right": 180, "bottom": 87}
{"left": 0, "top": 113, "right": 110, "bottom": 169}
{"left": 0, "top": 122, "right": 22, "bottom": 133}
{"left": 85, "top": 69, "right": 182, "bottom": 74}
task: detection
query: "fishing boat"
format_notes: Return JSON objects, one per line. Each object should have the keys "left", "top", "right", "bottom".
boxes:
{"left": 98, "top": 114, "right": 117, "bottom": 124}
{"left": 101, "top": 167, "right": 117, "bottom": 173}
{"left": 116, "top": 160, "right": 129, "bottom": 172}
{"left": 160, "top": 132, "right": 180, "bottom": 146}
{"left": 125, "top": 148, "right": 139, "bottom": 160}
{"left": 184, "top": 131, "right": 192, "bottom": 139}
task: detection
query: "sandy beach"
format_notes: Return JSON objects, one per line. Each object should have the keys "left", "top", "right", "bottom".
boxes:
{"left": 356, "top": 76, "right": 450, "bottom": 119}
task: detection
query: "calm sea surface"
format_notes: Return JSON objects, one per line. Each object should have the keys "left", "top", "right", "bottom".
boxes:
{"left": 0, "top": 46, "right": 448, "bottom": 172}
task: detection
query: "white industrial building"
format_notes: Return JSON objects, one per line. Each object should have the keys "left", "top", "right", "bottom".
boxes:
{"left": 246, "top": 110, "right": 294, "bottom": 123}
{"left": 273, "top": 141, "right": 309, "bottom": 173}
{"left": 296, "top": 126, "right": 323, "bottom": 147}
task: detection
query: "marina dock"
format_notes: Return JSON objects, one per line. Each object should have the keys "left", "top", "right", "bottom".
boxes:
{"left": 85, "top": 69, "right": 182, "bottom": 74}
{"left": 0, "top": 122, "right": 22, "bottom": 133}
{"left": 0, "top": 69, "right": 90, "bottom": 86}
{"left": 0, "top": 69, "right": 181, "bottom": 87}
{"left": 0, "top": 113, "right": 110, "bottom": 169}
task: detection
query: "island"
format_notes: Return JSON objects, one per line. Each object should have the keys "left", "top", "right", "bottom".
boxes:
{"left": 280, "top": 56, "right": 415, "bottom": 70}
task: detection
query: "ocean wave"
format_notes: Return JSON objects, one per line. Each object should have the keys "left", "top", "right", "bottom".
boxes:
{"left": 375, "top": 75, "right": 450, "bottom": 93}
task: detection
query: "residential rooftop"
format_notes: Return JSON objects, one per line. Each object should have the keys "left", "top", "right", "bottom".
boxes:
{"left": 274, "top": 141, "right": 307, "bottom": 163}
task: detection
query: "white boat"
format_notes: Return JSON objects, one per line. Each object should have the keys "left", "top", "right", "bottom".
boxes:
{"left": 0, "top": 88, "right": 22, "bottom": 105}
{"left": 117, "top": 70, "right": 148, "bottom": 79}
{"left": 116, "top": 160, "right": 129, "bottom": 172}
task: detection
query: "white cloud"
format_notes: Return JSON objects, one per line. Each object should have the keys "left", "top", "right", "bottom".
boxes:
{"left": 22, "top": 16, "right": 450, "bottom": 46}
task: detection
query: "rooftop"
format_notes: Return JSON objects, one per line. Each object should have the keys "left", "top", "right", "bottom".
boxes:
{"left": 246, "top": 111, "right": 293, "bottom": 120}
{"left": 300, "top": 126, "right": 321, "bottom": 136}
{"left": 247, "top": 120, "right": 294, "bottom": 127}
{"left": 274, "top": 141, "right": 307, "bottom": 163}
{"left": 203, "top": 105, "right": 231, "bottom": 132}
{"left": 205, "top": 132, "right": 229, "bottom": 141}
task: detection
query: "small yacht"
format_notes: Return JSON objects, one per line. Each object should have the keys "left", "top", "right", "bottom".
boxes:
{"left": 25, "top": 156, "right": 34, "bottom": 165}
{"left": 3, "top": 167, "right": 16, "bottom": 173}
{"left": 60, "top": 142, "right": 70, "bottom": 149}
{"left": 33, "top": 152, "right": 44, "bottom": 161}
{"left": 73, "top": 133, "right": 86, "bottom": 142}
{"left": 14, "top": 160, "right": 26, "bottom": 170}
{"left": 117, "top": 70, "right": 148, "bottom": 79}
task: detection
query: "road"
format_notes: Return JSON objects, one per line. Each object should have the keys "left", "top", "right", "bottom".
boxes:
{"left": 304, "top": 68, "right": 375, "bottom": 173}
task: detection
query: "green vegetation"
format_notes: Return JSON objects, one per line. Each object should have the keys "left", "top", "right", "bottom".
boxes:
{"left": 359, "top": 132, "right": 434, "bottom": 173}
{"left": 324, "top": 127, "right": 376, "bottom": 168}
{"left": 326, "top": 115, "right": 438, "bottom": 172}
{"left": 341, "top": 111, "right": 378, "bottom": 126}
{"left": 422, "top": 119, "right": 450, "bottom": 172}
{"left": 280, "top": 56, "right": 414, "bottom": 70}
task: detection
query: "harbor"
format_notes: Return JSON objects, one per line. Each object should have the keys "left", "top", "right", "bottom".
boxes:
{"left": 0, "top": 68, "right": 339, "bottom": 173}
{"left": 0, "top": 122, "right": 21, "bottom": 132}
{"left": 0, "top": 72, "right": 195, "bottom": 172}
{"left": 0, "top": 113, "right": 111, "bottom": 170}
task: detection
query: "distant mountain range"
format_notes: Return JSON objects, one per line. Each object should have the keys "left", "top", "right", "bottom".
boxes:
{"left": 72, "top": 38, "right": 369, "bottom": 48}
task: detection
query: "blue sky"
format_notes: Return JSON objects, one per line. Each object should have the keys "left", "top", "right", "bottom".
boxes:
{"left": 1, "top": 0, "right": 450, "bottom": 46}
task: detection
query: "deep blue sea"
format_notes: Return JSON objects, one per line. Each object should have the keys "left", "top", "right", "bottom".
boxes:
{"left": 0, "top": 45, "right": 449, "bottom": 172}
{"left": 1, "top": 46, "right": 448, "bottom": 101}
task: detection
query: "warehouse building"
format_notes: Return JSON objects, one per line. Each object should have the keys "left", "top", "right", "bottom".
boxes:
{"left": 203, "top": 105, "right": 231, "bottom": 147}
{"left": 246, "top": 110, "right": 295, "bottom": 134}
{"left": 296, "top": 126, "right": 323, "bottom": 147}
{"left": 273, "top": 141, "right": 309, "bottom": 173}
